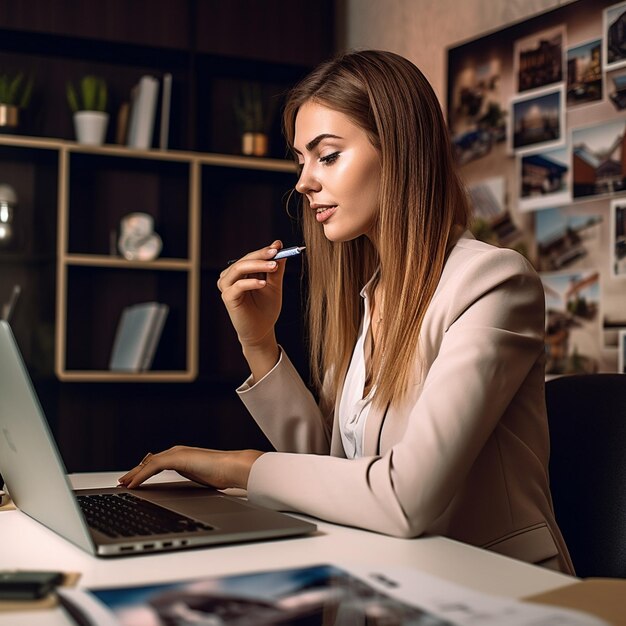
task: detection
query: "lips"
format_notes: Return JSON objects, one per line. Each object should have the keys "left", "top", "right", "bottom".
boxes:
{"left": 313, "top": 206, "right": 337, "bottom": 223}
{"left": 310, "top": 203, "right": 338, "bottom": 223}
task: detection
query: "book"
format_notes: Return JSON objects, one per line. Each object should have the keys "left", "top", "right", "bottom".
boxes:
{"left": 55, "top": 563, "right": 608, "bottom": 626}
{"left": 126, "top": 75, "right": 159, "bottom": 150}
{"left": 109, "top": 302, "right": 168, "bottom": 372}
{"left": 114, "top": 102, "right": 130, "bottom": 145}
{"left": 140, "top": 304, "right": 168, "bottom": 370}
{"left": 159, "top": 73, "right": 172, "bottom": 150}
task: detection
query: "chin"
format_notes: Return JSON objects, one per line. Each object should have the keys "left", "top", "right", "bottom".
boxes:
{"left": 322, "top": 224, "right": 371, "bottom": 244}
{"left": 323, "top": 231, "right": 357, "bottom": 243}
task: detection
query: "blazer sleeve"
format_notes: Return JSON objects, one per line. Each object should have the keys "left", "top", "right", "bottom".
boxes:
{"left": 246, "top": 248, "right": 547, "bottom": 537}
{"left": 237, "top": 349, "right": 332, "bottom": 454}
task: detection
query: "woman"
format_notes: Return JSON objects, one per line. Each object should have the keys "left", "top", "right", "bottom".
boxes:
{"left": 120, "top": 50, "right": 574, "bottom": 574}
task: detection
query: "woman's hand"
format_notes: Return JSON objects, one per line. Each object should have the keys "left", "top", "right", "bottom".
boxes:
{"left": 217, "top": 240, "right": 286, "bottom": 380}
{"left": 117, "top": 446, "right": 264, "bottom": 490}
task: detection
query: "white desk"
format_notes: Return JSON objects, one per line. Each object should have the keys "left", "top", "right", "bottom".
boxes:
{"left": 0, "top": 472, "right": 576, "bottom": 625}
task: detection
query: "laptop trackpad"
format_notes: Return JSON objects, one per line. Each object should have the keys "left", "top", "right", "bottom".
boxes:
{"left": 167, "top": 496, "right": 255, "bottom": 517}
{"left": 134, "top": 482, "right": 257, "bottom": 517}
{"left": 134, "top": 481, "right": 222, "bottom": 500}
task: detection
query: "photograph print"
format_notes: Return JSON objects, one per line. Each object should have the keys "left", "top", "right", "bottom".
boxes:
{"left": 467, "top": 176, "right": 522, "bottom": 246}
{"left": 606, "top": 66, "right": 626, "bottom": 110}
{"left": 448, "top": 57, "right": 507, "bottom": 166}
{"left": 604, "top": 1, "right": 626, "bottom": 70}
{"left": 572, "top": 119, "right": 626, "bottom": 199}
{"left": 69, "top": 565, "right": 452, "bottom": 626}
{"left": 542, "top": 270, "right": 601, "bottom": 375}
{"left": 518, "top": 146, "right": 571, "bottom": 212}
{"left": 515, "top": 24, "right": 565, "bottom": 93}
{"left": 510, "top": 86, "right": 565, "bottom": 154}
{"left": 610, "top": 198, "right": 626, "bottom": 276}
{"left": 566, "top": 39, "right": 603, "bottom": 107}
{"left": 534, "top": 206, "right": 602, "bottom": 272}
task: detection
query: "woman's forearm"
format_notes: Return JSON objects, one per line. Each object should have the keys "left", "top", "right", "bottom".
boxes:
{"left": 242, "top": 335, "right": 280, "bottom": 384}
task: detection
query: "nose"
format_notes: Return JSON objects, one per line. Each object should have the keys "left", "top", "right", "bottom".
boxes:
{"left": 295, "top": 164, "right": 321, "bottom": 195}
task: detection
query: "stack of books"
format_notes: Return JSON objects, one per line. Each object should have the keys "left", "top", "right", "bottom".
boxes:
{"left": 120, "top": 73, "right": 172, "bottom": 150}
{"left": 109, "top": 302, "right": 169, "bottom": 372}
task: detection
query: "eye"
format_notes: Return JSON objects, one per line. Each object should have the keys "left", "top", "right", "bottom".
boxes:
{"left": 319, "top": 151, "right": 340, "bottom": 166}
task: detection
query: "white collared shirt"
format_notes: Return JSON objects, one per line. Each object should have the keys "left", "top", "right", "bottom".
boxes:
{"left": 338, "top": 275, "right": 378, "bottom": 459}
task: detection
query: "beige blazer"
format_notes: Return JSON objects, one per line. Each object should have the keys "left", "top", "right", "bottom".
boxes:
{"left": 238, "top": 233, "right": 575, "bottom": 575}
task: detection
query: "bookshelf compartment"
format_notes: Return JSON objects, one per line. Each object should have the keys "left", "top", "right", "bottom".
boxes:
{"left": 200, "top": 166, "right": 300, "bottom": 268}
{"left": 197, "top": 71, "right": 303, "bottom": 158}
{"left": 0, "top": 143, "right": 58, "bottom": 376}
{"left": 0, "top": 143, "right": 58, "bottom": 257}
{"left": 62, "top": 266, "right": 189, "bottom": 376}
{"left": 67, "top": 152, "right": 191, "bottom": 259}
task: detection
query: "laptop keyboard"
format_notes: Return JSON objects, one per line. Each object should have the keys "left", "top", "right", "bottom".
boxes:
{"left": 76, "top": 492, "right": 214, "bottom": 539}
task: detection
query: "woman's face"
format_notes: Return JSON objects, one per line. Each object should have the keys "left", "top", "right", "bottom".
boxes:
{"left": 294, "top": 101, "right": 381, "bottom": 243}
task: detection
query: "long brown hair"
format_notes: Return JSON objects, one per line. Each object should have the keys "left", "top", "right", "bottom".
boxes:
{"left": 283, "top": 50, "right": 470, "bottom": 410}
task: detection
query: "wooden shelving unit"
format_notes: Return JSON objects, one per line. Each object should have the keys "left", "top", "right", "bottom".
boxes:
{"left": 0, "top": 0, "right": 332, "bottom": 471}
{"left": 0, "top": 134, "right": 297, "bottom": 382}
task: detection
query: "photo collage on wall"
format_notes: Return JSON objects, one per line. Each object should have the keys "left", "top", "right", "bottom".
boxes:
{"left": 447, "top": 0, "right": 626, "bottom": 375}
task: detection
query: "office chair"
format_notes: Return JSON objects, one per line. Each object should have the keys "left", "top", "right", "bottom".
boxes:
{"left": 545, "top": 373, "right": 626, "bottom": 579}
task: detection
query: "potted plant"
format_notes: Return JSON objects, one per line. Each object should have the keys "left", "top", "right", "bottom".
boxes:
{"left": 233, "top": 82, "right": 274, "bottom": 157}
{"left": 0, "top": 72, "right": 34, "bottom": 133}
{"left": 66, "top": 75, "right": 108, "bottom": 145}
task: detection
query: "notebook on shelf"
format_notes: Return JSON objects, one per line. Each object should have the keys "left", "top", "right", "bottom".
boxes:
{"left": 109, "top": 302, "right": 168, "bottom": 372}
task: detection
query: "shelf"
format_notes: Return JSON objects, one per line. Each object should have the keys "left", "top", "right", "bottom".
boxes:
{"left": 0, "top": 134, "right": 296, "bottom": 171}
{"left": 64, "top": 254, "right": 192, "bottom": 270}
{"left": 57, "top": 370, "right": 197, "bottom": 383}
{"left": 0, "top": 133, "right": 63, "bottom": 150}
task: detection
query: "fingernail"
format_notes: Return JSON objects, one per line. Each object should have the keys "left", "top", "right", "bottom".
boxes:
{"left": 268, "top": 248, "right": 277, "bottom": 256}
{"left": 267, "top": 261, "right": 276, "bottom": 268}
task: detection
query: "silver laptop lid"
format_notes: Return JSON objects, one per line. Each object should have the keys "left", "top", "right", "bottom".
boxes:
{"left": 0, "top": 321, "right": 95, "bottom": 553}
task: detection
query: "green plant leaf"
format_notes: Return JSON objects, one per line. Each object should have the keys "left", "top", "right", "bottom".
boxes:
{"left": 66, "top": 81, "right": 79, "bottom": 113}
{"left": 0, "top": 71, "right": 34, "bottom": 107}
{"left": 66, "top": 75, "right": 107, "bottom": 112}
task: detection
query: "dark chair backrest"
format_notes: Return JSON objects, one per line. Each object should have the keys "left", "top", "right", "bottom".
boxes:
{"left": 545, "top": 374, "right": 626, "bottom": 578}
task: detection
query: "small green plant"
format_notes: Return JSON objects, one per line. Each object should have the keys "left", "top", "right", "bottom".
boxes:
{"left": 66, "top": 75, "right": 107, "bottom": 113}
{"left": 0, "top": 72, "right": 34, "bottom": 108}
{"left": 233, "top": 82, "right": 273, "bottom": 133}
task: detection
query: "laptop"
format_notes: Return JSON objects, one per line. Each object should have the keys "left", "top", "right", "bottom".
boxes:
{"left": 0, "top": 321, "right": 316, "bottom": 557}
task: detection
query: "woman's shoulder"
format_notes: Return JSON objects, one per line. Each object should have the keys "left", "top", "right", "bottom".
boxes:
{"left": 435, "top": 231, "right": 542, "bottom": 305}
{"left": 446, "top": 231, "right": 536, "bottom": 278}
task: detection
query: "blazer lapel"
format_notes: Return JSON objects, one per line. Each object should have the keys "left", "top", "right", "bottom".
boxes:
{"left": 362, "top": 401, "right": 388, "bottom": 456}
{"left": 330, "top": 384, "right": 347, "bottom": 457}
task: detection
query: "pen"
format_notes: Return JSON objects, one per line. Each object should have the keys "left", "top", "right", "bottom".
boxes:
{"left": 274, "top": 245, "right": 306, "bottom": 260}
{"left": 227, "top": 246, "right": 306, "bottom": 265}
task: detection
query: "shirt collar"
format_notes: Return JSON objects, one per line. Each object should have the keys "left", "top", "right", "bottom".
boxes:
{"left": 359, "top": 268, "right": 380, "bottom": 300}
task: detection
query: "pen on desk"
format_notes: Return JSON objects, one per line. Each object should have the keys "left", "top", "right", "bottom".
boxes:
{"left": 227, "top": 246, "right": 306, "bottom": 266}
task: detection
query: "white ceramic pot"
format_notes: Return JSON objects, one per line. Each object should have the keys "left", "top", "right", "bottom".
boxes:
{"left": 73, "top": 111, "right": 109, "bottom": 146}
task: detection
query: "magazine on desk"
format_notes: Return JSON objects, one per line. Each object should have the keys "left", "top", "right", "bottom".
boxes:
{"left": 57, "top": 563, "right": 606, "bottom": 626}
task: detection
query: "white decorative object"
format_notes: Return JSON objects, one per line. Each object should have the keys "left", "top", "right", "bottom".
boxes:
{"left": 117, "top": 212, "right": 162, "bottom": 261}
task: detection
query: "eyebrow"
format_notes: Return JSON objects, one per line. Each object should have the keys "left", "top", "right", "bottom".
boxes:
{"left": 293, "top": 133, "right": 343, "bottom": 154}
